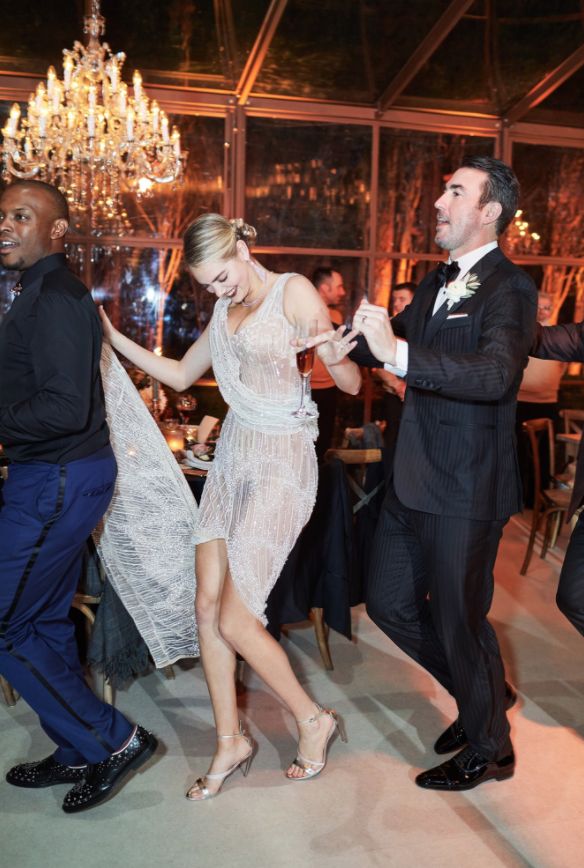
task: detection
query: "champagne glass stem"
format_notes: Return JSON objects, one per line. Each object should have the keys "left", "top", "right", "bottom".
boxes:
{"left": 299, "top": 374, "right": 308, "bottom": 413}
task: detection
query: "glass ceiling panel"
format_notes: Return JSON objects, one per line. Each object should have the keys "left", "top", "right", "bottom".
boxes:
{"left": 253, "top": 0, "right": 450, "bottom": 103}
{"left": 526, "top": 65, "right": 584, "bottom": 126}
{"left": 0, "top": 0, "right": 245, "bottom": 88}
{"left": 404, "top": 0, "right": 584, "bottom": 111}
{"left": 1, "top": 1, "right": 581, "bottom": 116}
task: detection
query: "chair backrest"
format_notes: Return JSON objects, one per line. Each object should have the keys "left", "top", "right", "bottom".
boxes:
{"left": 522, "top": 418, "right": 556, "bottom": 499}
{"left": 325, "top": 448, "right": 382, "bottom": 465}
{"left": 560, "top": 408, "right": 584, "bottom": 435}
{"left": 324, "top": 448, "right": 383, "bottom": 514}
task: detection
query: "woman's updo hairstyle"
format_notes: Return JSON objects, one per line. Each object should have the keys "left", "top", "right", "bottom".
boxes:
{"left": 183, "top": 213, "right": 257, "bottom": 268}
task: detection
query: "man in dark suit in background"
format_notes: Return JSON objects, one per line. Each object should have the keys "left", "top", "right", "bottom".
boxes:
{"left": 375, "top": 282, "right": 416, "bottom": 464}
{"left": 0, "top": 180, "right": 157, "bottom": 813}
{"left": 531, "top": 322, "right": 584, "bottom": 637}
{"left": 350, "top": 156, "right": 537, "bottom": 790}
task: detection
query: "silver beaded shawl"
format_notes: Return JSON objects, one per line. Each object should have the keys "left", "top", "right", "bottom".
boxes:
{"left": 94, "top": 345, "right": 199, "bottom": 667}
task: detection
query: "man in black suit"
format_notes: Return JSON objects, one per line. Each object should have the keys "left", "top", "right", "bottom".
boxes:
{"left": 531, "top": 322, "right": 584, "bottom": 637}
{"left": 350, "top": 156, "right": 537, "bottom": 790}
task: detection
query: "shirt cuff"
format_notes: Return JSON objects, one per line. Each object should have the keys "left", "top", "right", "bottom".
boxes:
{"left": 383, "top": 339, "right": 408, "bottom": 377}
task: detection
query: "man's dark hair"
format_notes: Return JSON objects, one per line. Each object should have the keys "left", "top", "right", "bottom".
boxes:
{"left": 9, "top": 179, "right": 70, "bottom": 223}
{"left": 312, "top": 266, "right": 335, "bottom": 289}
{"left": 393, "top": 281, "right": 416, "bottom": 294}
{"left": 461, "top": 155, "right": 518, "bottom": 235}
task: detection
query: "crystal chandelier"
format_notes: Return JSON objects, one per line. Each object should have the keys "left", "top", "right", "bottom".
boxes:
{"left": 0, "top": 0, "right": 185, "bottom": 236}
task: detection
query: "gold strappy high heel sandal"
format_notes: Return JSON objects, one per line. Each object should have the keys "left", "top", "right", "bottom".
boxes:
{"left": 287, "top": 704, "right": 347, "bottom": 781}
{"left": 186, "top": 722, "right": 255, "bottom": 801}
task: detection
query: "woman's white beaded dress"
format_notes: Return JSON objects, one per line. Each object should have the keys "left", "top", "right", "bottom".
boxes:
{"left": 197, "top": 272, "right": 318, "bottom": 623}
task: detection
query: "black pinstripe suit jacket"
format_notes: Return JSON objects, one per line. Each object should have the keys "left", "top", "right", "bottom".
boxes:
{"left": 533, "top": 320, "right": 584, "bottom": 519}
{"left": 352, "top": 247, "right": 537, "bottom": 520}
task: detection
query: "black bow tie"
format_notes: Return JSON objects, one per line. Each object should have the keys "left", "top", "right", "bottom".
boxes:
{"left": 436, "top": 261, "right": 460, "bottom": 287}
{"left": 11, "top": 282, "right": 23, "bottom": 297}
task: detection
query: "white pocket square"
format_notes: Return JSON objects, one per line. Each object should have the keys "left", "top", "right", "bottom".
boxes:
{"left": 446, "top": 313, "right": 469, "bottom": 319}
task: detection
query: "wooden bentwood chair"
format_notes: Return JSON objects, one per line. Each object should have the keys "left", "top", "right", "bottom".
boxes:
{"left": 520, "top": 418, "right": 572, "bottom": 575}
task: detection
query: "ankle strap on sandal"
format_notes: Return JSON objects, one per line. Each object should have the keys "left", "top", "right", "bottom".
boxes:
{"left": 217, "top": 721, "right": 246, "bottom": 740}
{"left": 296, "top": 704, "right": 326, "bottom": 726}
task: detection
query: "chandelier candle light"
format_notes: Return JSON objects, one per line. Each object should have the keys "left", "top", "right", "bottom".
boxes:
{"left": 1, "top": 0, "right": 185, "bottom": 235}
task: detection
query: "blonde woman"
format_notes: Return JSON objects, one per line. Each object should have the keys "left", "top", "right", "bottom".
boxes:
{"left": 100, "top": 214, "right": 361, "bottom": 799}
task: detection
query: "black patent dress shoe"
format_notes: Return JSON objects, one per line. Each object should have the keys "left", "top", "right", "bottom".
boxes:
{"left": 416, "top": 746, "right": 515, "bottom": 791}
{"left": 62, "top": 725, "right": 158, "bottom": 813}
{"left": 6, "top": 756, "right": 86, "bottom": 788}
{"left": 434, "top": 683, "right": 518, "bottom": 755}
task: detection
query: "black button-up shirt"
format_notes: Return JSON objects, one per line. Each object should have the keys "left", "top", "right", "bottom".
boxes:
{"left": 0, "top": 253, "right": 109, "bottom": 462}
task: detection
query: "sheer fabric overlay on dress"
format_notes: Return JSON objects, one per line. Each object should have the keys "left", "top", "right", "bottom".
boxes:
{"left": 96, "top": 344, "right": 199, "bottom": 666}
{"left": 198, "top": 272, "right": 319, "bottom": 624}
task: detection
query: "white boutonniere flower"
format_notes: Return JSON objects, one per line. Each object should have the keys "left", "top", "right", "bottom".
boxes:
{"left": 444, "top": 273, "right": 481, "bottom": 310}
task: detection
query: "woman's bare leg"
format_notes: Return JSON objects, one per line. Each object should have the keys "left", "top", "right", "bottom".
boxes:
{"left": 187, "top": 541, "right": 253, "bottom": 799}
{"left": 219, "top": 572, "right": 338, "bottom": 779}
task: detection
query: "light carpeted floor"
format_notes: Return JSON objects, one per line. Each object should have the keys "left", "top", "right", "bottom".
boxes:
{"left": 2, "top": 514, "right": 583, "bottom": 868}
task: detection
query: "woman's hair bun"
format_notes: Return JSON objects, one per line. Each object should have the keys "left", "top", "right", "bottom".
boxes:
{"left": 229, "top": 218, "right": 257, "bottom": 248}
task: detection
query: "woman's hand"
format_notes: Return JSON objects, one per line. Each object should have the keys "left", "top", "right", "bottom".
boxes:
{"left": 298, "top": 325, "right": 359, "bottom": 367}
{"left": 99, "top": 305, "right": 117, "bottom": 344}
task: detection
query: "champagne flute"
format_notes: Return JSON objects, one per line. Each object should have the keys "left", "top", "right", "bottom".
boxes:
{"left": 292, "top": 319, "right": 318, "bottom": 418}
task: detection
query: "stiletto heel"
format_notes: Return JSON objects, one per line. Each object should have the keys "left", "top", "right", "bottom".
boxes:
{"left": 286, "top": 704, "right": 347, "bottom": 781}
{"left": 186, "top": 722, "right": 255, "bottom": 801}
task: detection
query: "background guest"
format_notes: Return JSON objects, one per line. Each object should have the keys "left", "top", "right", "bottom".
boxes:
{"left": 516, "top": 292, "right": 566, "bottom": 505}
{"left": 374, "top": 282, "right": 416, "bottom": 464}
{"left": 310, "top": 267, "right": 347, "bottom": 461}
{"left": 531, "top": 318, "right": 584, "bottom": 639}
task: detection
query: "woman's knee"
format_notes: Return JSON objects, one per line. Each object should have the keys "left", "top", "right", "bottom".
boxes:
{"left": 195, "top": 587, "right": 221, "bottom": 627}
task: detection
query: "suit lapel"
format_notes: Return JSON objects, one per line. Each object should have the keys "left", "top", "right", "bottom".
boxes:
{"left": 409, "top": 273, "right": 439, "bottom": 344}
{"left": 423, "top": 300, "right": 449, "bottom": 345}
{"left": 467, "top": 246, "right": 505, "bottom": 286}
{"left": 422, "top": 247, "right": 506, "bottom": 345}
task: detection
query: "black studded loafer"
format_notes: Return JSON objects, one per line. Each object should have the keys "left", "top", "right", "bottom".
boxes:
{"left": 434, "top": 683, "right": 518, "bottom": 755}
{"left": 416, "top": 746, "right": 515, "bottom": 791}
{"left": 62, "top": 725, "right": 158, "bottom": 813}
{"left": 6, "top": 755, "right": 86, "bottom": 789}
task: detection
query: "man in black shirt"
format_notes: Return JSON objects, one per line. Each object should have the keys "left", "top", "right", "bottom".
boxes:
{"left": 0, "top": 180, "right": 157, "bottom": 813}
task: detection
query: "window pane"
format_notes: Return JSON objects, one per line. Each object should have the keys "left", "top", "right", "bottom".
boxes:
{"left": 373, "top": 257, "right": 435, "bottom": 307}
{"left": 260, "top": 254, "right": 368, "bottom": 325}
{"left": 92, "top": 244, "right": 215, "bottom": 360}
{"left": 377, "top": 130, "right": 495, "bottom": 256}
{"left": 123, "top": 115, "right": 225, "bottom": 238}
{"left": 511, "top": 143, "right": 584, "bottom": 258}
{"left": 246, "top": 119, "right": 371, "bottom": 249}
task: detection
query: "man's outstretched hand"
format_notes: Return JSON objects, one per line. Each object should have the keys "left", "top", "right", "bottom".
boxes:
{"left": 353, "top": 301, "right": 397, "bottom": 366}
